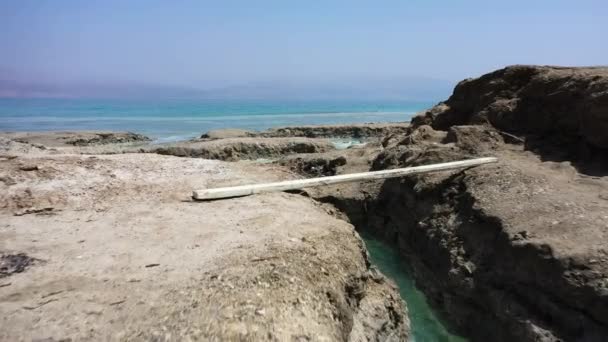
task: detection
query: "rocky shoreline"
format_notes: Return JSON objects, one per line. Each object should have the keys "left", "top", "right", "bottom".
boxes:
{"left": 1, "top": 131, "right": 151, "bottom": 147}
{"left": 0, "top": 127, "right": 409, "bottom": 340}
{"left": 1, "top": 65, "right": 607, "bottom": 341}
{"left": 201, "top": 122, "right": 410, "bottom": 140}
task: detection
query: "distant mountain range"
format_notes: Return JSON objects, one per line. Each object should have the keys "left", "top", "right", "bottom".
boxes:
{"left": 0, "top": 77, "right": 454, "bottom": 101}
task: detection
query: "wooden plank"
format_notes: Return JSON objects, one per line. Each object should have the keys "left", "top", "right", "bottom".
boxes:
{"left": 192, "top": 157, "right": 498, "bottom": 200}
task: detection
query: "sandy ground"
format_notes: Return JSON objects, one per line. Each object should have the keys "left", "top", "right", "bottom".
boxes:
{"left": 0, "top": 140, "right": 407, "bottom": 341}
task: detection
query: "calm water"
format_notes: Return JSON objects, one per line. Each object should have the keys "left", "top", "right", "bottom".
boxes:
{"left": 363, "top": 235, "right": 468, "bottom": 342}
{"left": 0, "top": 98, "right": 431, "bottom": 142}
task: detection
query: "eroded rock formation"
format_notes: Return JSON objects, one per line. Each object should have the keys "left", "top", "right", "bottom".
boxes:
{"left": 129, "top": 65, "right": 608, "bottom": 341}
{"left": 152, "top": 137, "right": 334, "bottom": 161}
{"left": 312, "top": 65, "right": 608, "bottom": 342}
{"left": 201, "top": 123, "right": 410, "bottom": 140}
{"left": 413, "top": 65, "right": 608, "bottom": 172}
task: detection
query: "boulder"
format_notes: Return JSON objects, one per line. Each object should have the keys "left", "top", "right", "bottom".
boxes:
{"left": 413, "top": 65, "right": 608, "bottom": 150}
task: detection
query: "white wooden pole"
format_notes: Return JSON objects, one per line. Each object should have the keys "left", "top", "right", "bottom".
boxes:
{"left": 192, "top": 157, "right": 497, "bottom": 200}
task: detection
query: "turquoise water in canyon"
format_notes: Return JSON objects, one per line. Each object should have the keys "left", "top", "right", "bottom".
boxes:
{"left": 363, "top": 235, "right": 467, "bottom": 342}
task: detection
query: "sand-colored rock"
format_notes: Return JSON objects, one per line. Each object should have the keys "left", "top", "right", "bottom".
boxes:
{"left": 200, "top": 128, "right": 254, "bottom": 139}
{"left": 0, "top": 139, "right": 409, "bottom": 341}
{"left": 256, "top": 122, "right": 410, "bottom": 139}
{"left": 151, "top": 137, "right": 334, "bottom": 161}
{"left": 200, "top": 123, "right": 411, "bottom": 140}
{"left": 1, "top": 131, "right": 150, "bottom": 147}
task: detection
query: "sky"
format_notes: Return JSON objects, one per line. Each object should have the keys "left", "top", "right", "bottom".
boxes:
{"left": 1, "top": 0, "right": 607, "bottom": 97}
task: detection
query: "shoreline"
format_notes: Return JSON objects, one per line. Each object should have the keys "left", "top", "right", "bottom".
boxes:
{"left": 1, "top": 120, "right": 411, "bottom": 144}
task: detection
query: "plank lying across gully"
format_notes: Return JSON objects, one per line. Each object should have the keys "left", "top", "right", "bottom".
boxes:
{"left": 192, "top": 157, "right": 498, "bottom": 201}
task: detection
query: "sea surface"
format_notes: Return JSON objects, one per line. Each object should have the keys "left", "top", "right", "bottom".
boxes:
{"left": 0, "top": 98, "right": 432, "bottom": 142}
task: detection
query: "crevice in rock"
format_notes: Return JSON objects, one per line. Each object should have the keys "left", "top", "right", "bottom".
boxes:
{"left": 310, "top": 167, "right": 608, "bottom": 341}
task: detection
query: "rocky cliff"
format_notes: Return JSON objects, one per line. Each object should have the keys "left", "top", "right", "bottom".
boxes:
{"left": 311, "top": 65, "right": 608, "bottom": 342}
{"left": 374, "top": 66, "right": 608, "bottom": 341}
{"left": 413, "top": 65, "right": 608, "bottom": 172}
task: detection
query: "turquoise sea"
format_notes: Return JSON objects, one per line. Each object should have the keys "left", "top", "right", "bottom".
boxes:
{"left": 0, "top": 98, "right": 432, "bottom": 142}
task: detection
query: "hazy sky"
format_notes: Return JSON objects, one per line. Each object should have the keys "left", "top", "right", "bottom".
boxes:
{"left": 2, "top": 0, "right": 607, "bottom": 88}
